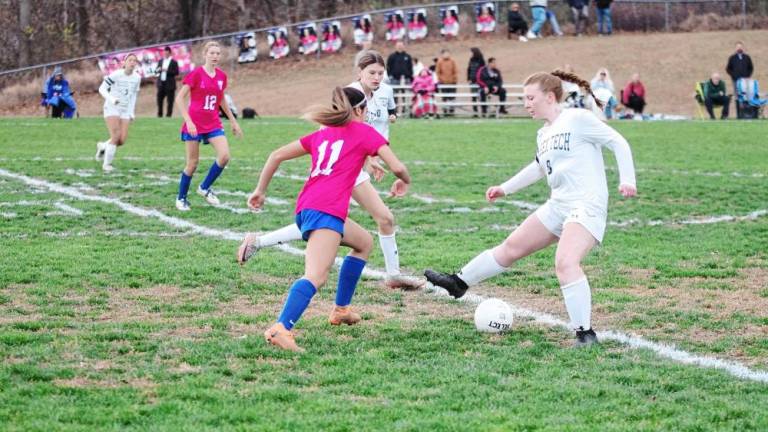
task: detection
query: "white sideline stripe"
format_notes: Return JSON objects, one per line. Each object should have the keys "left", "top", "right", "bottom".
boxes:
{"left": 1, "top": 212, "right": 17, "bottom": 218}
{"left": 53, "top": 201, "right": 84, "bottom": 216}
{"left": 1, "top": 167, "right": 767, "bottom": 385}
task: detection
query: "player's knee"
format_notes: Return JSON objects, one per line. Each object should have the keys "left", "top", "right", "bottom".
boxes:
{"left": 374, "top": 209, "right": 395, "bottom": 232}
{"left": 555, "top": 255, "right": 580, "bottom": 279}
{"left": 498, "top": 239, "right": 523, "bottom": 264}
{"left": 185, "top": 161, "right": 199, "bottom": 174}
{"left": 217, "top": 152, "right": 230, "bottom": 166}
{"left": 355, "top": 232, "right": 374, "bottom": 258}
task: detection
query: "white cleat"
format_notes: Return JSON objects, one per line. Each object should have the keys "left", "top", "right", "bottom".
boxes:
{"left": 175, "top": 198, "right": 191, "bottom": 211}
{"left": 237, "top": 233, "right": 261, "bottom": 265}
{"left": 197, "top": 186, "right": 220, "bottom": 205}
{"left": 95, "top": 141, "right": 106, "bottom": 161}
{"left": 383, "top": 274, "right": 425, "bottom": 291}
{"left": 102, "top": 164, "right": 114, "bottom": 172}
{"left": 519, "top": 35, "right": 528, "bottom": 42}
{"left": 525, "top": 31, "right": 537, "bottom": 39}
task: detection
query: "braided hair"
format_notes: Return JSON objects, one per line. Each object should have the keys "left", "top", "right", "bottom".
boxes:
{"left": 524, "top": 70, "right": 605, "bottom": 110}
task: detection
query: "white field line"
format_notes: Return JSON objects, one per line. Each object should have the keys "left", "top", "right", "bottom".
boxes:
{"left": 52, "top": 201, "right": 83, "bottom": 216}
{"left": 0, "top": 230, "right": 196, "bottom": 239}
{"left": 1, "top": 212, "right": 17, "bottom": 218}
{"left": 2, "top": 167, "right": 767, "bottom": 384}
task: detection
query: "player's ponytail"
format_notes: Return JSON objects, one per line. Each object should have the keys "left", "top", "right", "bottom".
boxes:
{"left": 550, "top": 69, "right": 605, "bottom": 110}
{"left": 303, "top": 87, "right": 367, "bottom": 127}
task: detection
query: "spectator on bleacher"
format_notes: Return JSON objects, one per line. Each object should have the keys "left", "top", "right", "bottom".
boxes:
{"left": 703, "top": 72, "right": 731, "bottom": 120}
{"left": 568, "top": 0, "right": 589, "bottom": 36}
{"left": 467, "top": 47, "right": 486, "bottom": 117}
{"left": 726, "top": 41, "right": 753, "bottom": 118}
{"left": 411, "top": 68, "right": 438, "bottom": 119}
{"left": 476, "top": 57, "right": 508, "bottom": 116}
{"left": 436, "top": 49, "right": 458, "bottom": 116}
{"left": 507, "top": 3, "right": 529, "bottom": 42}
{"left": 387, "top": 42, "right": 413, "bottom": 115}
{"left": 591, "top": 68, "right": 617, "bottom": 118}
{"left": 44, "top": 67, "right": 77, "bottom": 119}
{"left": 622, "top": 73, "right": 646, "bottom": 117}
{"left": 595, "top": 0, "right": 613, "bottom": 35}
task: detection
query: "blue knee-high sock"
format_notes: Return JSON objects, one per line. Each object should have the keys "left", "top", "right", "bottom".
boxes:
{"left": 277, "top": 279, "right": 317, "bottom": 330}
{"left": 199, "top": 161, "right": 225, "bottom": 191}
{"left": 335, "top": 256, "right": 366, "bottom": 307}
{"left": 178, "top": 171, "right": 192, "bottom": 200}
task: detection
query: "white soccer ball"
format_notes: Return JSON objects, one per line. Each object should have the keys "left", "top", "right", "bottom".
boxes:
{"left": 474, "top": 298, "right": 513, "bottom": 333}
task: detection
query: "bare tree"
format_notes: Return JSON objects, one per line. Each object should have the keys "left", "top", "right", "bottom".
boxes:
{"left": 18, "top": 0, "right": 31, "bottom": 67}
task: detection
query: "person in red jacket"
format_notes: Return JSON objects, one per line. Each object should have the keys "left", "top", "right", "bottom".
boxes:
{"left": 622, "top": 73, "right": 646, "bottom": 115}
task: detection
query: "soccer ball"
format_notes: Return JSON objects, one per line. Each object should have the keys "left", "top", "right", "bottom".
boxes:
{"left": 474, "top": 298, "right": 513, "bottom": 333}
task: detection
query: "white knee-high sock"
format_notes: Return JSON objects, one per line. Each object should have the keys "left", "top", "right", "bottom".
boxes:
{"left": 561, "top": 277, "right": 592, "bottom": 331}
{"left": 457, "top": 249, "right": 507, "bottom": 286}
{"left": 378, "top": 232, "right": 400, "bottom": 276}
{"left": 103, "top": 143, "right": 118, "bottom": 166}
{"left": 259, "top": 224, "right": 302, "bottom": 247}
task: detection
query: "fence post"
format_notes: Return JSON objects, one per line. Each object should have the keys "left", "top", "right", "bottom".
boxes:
{"left": 664, "top": 1, "right": 670, "bottom": 32}
{"left": 742, "top": 0, "right": 747, "bottom": 29}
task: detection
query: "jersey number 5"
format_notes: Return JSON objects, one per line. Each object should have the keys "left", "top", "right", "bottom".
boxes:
{"left": 311, "top": 140, "right": 344, "bottom": 177}
{"left": 546, "top": 160, "right": 553, "bottom": 175}
{"left": 203, "top": 95, "right": 217, "bottom": 111}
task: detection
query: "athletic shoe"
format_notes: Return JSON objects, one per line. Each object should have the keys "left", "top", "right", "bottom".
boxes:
{"left": 328, "top": 305, "right": 361, "bottom": 326}
{"left": 519, "top": 35, "right": 528, "bottom": 42}
{"left": 175, "top": 198, "right": 191, "bottom": 211}
{"left": 525, "top": 31, "right": 537, "bottom": 39}
{"left": 264, "top": 322, "right": 304, "bottom": 352}
{"left": 424, "top": 269, "right": 468, "bottom": 299}
{"left": 95, "top": 141, "right": 106, "bottom": 161}
{"left": 197, "top": 186, "right": 220, "bottom": 205}
{"left": 237, "top": 233, "right": 261, "bottom": 265}
{"left": 102, "top": 164, "right": 114, "bottom": 172}
{"left": 575, "top": 328, "right": 598, "bottom": 347}
{"left": 383, "top": 274, "right": 425, "bottom": 291}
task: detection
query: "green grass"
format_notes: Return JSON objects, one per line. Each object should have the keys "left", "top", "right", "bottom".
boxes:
{"left": 0, "top": 117, "right": 767, "bottom": 431}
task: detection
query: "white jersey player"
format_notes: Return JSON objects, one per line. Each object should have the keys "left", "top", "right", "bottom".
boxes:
{"left": 95, "top": 53, "right": 141, "bottom": 172}
{"left": 426, "top": 70, "right": 637, "bottom": 346}
{"left": 238, "top": 50, "right": 421, "bottom": 289}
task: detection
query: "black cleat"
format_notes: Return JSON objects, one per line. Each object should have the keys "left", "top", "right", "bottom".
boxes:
{"left": 575, "top": 328, "right": 598, "bottom": 347}
{"left": 424, "top": 269, "right": 469, "bottom": 299}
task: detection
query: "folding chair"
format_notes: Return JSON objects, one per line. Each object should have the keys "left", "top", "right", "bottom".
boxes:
{"left": 736, "top": 78, "right": 768, "bottom": 119}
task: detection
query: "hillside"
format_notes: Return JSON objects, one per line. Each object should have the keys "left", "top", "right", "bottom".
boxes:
{"left": 9, "top": 30, "right": 768, "bottom": 118}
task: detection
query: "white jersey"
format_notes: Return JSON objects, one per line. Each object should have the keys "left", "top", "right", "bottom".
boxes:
{"left": 347, "top": 81, "right": 395, "bottom": 140}
{"left": 99, "top": 69, "right": 141, "bottom": 116}
{"left": 535, "top": 108, "right": 635, "bottom": 210}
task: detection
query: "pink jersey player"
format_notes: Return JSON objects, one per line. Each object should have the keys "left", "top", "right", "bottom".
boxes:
{"left": 181, "top": 65, "right": 227, "bottom": 135}
{"left": 240, "top": 86, "right": 411, "bottom": 352}
{"left": 295, "top": 121, "right": 387, "bottom": 221}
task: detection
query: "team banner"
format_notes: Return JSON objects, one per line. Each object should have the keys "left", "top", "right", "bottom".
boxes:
{"left": 440, "top": 6, "right": 460, "bottom": 38}
{"left": 268, "top": 27, "right": 290, "bottom": 59}
{"left": 353, "top": 14, "right": 374, "bottom": 46}
{"left": 476, "top": 2, "right": 497, "bottom": 33}
{"left": 97, "top": 43, "right": 194, "bottom": 78}
{"left": 297, "top": 23, "right": 319, "bottom": 55}
{"left": 321, "top": 21, "right": 343, "bottom": 53}
{"left": 408, "top": 8, "right": 428, "bottom": 40}
{"left": 385, "top": 10, "right": 406, "bottom": 42}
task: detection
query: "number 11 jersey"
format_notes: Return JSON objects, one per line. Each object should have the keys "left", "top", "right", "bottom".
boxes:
{"left": 181, "top": 66, "right": 227, "bottom": 134}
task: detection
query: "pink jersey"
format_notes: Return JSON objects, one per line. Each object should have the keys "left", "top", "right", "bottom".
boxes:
{"left": 181, "top": 66, "right": 227, "bottom": 134}
{"left": 296, "top": 121, "right": 388, "bottom": 220}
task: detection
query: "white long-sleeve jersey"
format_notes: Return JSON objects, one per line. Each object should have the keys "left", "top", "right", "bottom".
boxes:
{"left": 347, "top": 81, "right": 396, "bottom": 140}
{"left": 533, "top": 108, "right": 636, "bottom": 210}
{"left": 99, "top": 69, "right": 141, "bottom": 116}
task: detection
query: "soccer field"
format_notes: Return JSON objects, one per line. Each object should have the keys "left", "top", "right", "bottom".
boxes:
{"left": 1, "top": 117, "right": 767, "bottom": 430}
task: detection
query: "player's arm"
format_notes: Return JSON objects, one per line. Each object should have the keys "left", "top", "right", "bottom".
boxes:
{"left": 376, "top": 145, "right": 410, "bottom": 197}
{"left": 99, "top": 75, "right": 118, "bottom": 105}
{"left": 175, "top": 84, "right": 196, "bottom": 135}
{"left": 248, "top": 141, "right": 307, "bottom": 210}
{"left": 219, "top": 94, "right": 243, "bottom": 138}
{"left": 486, "top": 161, "right": 545, "bottom": 203}
{"left": 585, "top": 111, "right": 637, "bottom": 197}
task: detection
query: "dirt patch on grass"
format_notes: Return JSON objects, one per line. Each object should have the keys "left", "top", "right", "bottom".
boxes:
{"left": 53, "top": 376, "right": 156, "bottom": 389}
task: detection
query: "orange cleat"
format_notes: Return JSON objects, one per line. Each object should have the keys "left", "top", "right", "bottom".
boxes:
{"left": 328, "top": 305, "right": 362, "bottom": 326}
{"left": 263, "top": 322, "right": 304, "bottom": 352}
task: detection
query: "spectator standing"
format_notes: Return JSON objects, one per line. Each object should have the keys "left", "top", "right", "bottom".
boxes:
{"left": 622, "top": 73, "right": 646, "bottom": 117}
{"left": 507, "top": 3, "right": 529, "bottom": 41}
{"left": 436, "top": 49, "right": 458, "bottom": 116}
{"left": 476, "top": 57, "right": 508, "bottom": 116}
{"left": 595, "top": 0, "right": 613, "bottom": 35}
{"left": 387, "top": 41, "right": 413, "bottom": 115}
{"left": 411, "top": 69, "right": 438, "bottom": 119}
{"left": 725, "top": 41, "right": 754, "bottom": 118}
{"left": 703, "top": 72, "right": 731, "bottom": 120}
{"left": 156, "top": 46, "right": 179, "bottom": 117}
{"left": 467, "top": 47, "right": 486, "bottom": 117}
{"left": 568, "top": 0, "right": 589, "bottom": 36}
{"left": 527, "top": 0, "right": 548, "bottom": 39}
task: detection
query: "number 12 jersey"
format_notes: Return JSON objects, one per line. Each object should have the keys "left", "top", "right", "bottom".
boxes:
{"left": 181, "top": 66, "right": 228, "bottom": 134}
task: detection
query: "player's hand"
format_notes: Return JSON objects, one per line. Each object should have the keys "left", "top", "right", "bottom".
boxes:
{"left": 486, "top": 186, "right": 506, "bottom": 203}
{"left": 231, "top": 120, "right": 243, "bottom": 138}
{"left": 365, "top": 158, "right": 387, "bottom": 182}
{"left": 388, "top": 114, "right": 397, "bottom": 123}
{"left": 247, "top": 189, "right": 266, "bottom": 210}
{"left": 389, "top": 179, "right": 408, "bottom": 197}
{"left": 618, "top": 184, "right": 637, "bottom": 198}
{"left": 185, "top": 121, "right": 198, "bottom": 137}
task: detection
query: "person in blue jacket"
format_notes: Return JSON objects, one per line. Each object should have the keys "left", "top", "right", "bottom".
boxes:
{"left": 44, "top": 67, "right": 77, "bottom": 118}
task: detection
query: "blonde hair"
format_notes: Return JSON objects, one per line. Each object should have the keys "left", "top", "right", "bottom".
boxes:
{"left": 524, "top": 70, "right": 604, "bottom": 109}
{"left": 303, "top": 87, "right": 367, "bottom": 127}
{"left": 202, "top": 41, "right": 221, "bottom": 55}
